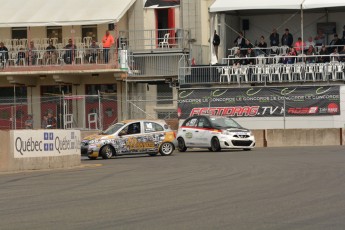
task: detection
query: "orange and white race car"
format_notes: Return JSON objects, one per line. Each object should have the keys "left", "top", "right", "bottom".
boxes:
{"left": 81, "top": 120, "right": 176, "bottom": 159}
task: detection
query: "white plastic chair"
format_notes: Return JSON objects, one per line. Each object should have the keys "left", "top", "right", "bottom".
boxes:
{"left": 219, "top": 67, "right": 231, "bottom": 83}
{"left": 281, "top": 65, "right": 292, "bottom": 82}
{"left": 74, "top": 50, "right": 85, "bottom": 64}
{"left": 269, "top": 64, "right": 282, "bottom": 82}
{"left": 159, "top": 33, "right": 170, "bottom": 48}
{"left": 292, "top": 64, "right": 304, "bottom": 81}
{"left": 305, "top": 64, "right": 315, "bottom": 82}
{"left": 315, "top": 64, "right": 325, "bottom": 81}
{"left": 334, "top": 63, "right": 344, "bottom": 80}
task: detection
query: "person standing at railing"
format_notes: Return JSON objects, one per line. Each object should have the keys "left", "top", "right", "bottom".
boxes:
{"left": 281, "top": 28, "right": 293, "bottom": 47}
{"left": 64, "top": 39, "right": 77, "bottom": 64}
{"left": 245, "top": 48, "right": 256, "bottom": 65}
{"left": 314, "top": 30, "right": 325, "bottom": 46}
{"left": 257, "top": 36, "right": 267, "bottom": 55}
{"left": 87, "top": 39, "right": 100, "bottom": 63}
{"left": 44, "top": 40, "right": 57, "bottom": 65}
{"left": 269, "top": 28, "right": 280, "bottom": 47}
{"left": 234, "top": 31, "right": 245, "bottom": 48}
{"left": 102, "top": 30, "right": 114, "bottom": 64}
{"left": 304, "top": 36, "right": 315, "bottom": 52}
{"left": 28, "top": 41, "right": 38, "bottom": 65}
{"left": 242, "top": 39, "right": 253, "bottom": 55}
{"left": 232, "top": 48, "right": 243, "bottom": 67}
{"left": 24, "top": 114, "right": 33, "bottom": 129}
{"left": 0, "top": 42, "right": 9, "bottom": 66}
{"left": 212, "top": 30, "right": 220, "bottom": 60}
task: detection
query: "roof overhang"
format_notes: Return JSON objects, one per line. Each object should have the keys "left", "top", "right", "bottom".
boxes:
{"left": 0, "top": 0, "right": 136, "bottom": 27}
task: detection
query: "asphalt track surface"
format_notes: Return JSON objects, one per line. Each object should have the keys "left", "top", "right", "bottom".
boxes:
{"left": 0, "top": 146, "right": 344, "bottom": 230}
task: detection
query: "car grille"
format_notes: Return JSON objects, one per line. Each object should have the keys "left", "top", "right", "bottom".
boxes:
{"left": 231, "top": 140, "right": 253, "bottom": 147}
{"left": 233, "top": 134, "right": 250, "bottom": 138}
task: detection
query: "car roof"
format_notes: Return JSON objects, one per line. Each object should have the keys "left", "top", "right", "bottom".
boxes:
{"left": 121, "top": 119, "right": 167, "bottom": 124}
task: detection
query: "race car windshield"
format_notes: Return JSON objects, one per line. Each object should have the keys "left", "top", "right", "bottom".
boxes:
{"left": 101, "top": 123, "right": 125, "bottom": 135}
{"left": 210, "top": 117, "right": 242, "bottom": 129}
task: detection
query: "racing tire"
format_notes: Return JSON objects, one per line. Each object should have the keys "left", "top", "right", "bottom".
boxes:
{"left": 208, "top": 148, "right": 213, "bottom": 152}
{"left": 88, "top": 156, "right": 97, "bottom": 160}
{"left": 243, "top": 148, "right": 252, "bottom": 151}
{"left": 100, "top": 145, "right": 115, "bottom": 159}
{"left": 211, "top": 137, "right": 221, "bottom": 152}
{"left": 159, "top": 142, "right": 174, "bottom": 156}
{"left": 177, "top": 137, "right": 187, "bottom": 152}
{"left": 149, "top": 153, "right": 158, "bottom": 156}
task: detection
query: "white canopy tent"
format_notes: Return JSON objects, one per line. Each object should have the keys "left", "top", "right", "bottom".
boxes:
{"left": 208, "top": 0, "right": 345, "bottom": 60}
{"left": 209, "top": 0, "right": 345, "bottom": 12}
{"left": 0, "top": 0, "right": 136, "bottom": 27}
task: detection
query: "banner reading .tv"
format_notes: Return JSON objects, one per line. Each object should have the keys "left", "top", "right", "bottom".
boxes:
{"left": 177, "top": 86, "right": 340, "bottom": 118}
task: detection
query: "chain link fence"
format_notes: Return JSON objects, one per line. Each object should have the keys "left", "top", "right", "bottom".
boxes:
{"left": 0, "top": 91, "right": 179, "bottom": 131}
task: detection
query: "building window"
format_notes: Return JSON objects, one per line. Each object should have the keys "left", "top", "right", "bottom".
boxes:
{"left": 85, "top": 84, "right": 117, "bottom": 95}
{"left": 47, "top": 26, "right": 63, "bottom": 43}
{"left": 0, "top": 86, "right": 27, "bottom": 103}
{"left": 82, "top": 25, "right": 98, "bottom": 42}
{"left": 156, "top": 83, "right": 173, "bottom": 105}
{"left": 41, "top": 85, "right": 72, "bottom": 97}
{"left": 12, "top": 27, "right": 27, "bottom": 39}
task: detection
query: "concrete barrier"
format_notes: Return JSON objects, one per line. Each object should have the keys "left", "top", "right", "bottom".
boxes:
{"left": 252, "top": 130, "right": 265, "bottom": 148}
{"left": 0, "top": 130, "right": 81, "bottom": 172}
{"left": 265, "top": 128, "right": 343, "bottom": 147}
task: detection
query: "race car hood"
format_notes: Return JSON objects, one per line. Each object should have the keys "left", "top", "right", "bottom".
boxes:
{"left": 82, "top": 134, "right": 110, "bottom": 141}
{"left": 225, "top": 127, "right": 250, "bottom": 133}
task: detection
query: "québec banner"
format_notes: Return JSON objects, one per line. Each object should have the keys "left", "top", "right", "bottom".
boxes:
{"left": 177, "top": 86, "right": 340, "bottom": 118}
{"left": 144, "top": 0, "right": 180, "bottom": 8}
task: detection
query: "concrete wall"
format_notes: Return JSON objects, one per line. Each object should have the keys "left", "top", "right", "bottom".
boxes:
{"left": 0, "top": 130, "right": 81, "bottom": 172}
{"left": 251, "top": 128, "right": 344, "bottom": 148}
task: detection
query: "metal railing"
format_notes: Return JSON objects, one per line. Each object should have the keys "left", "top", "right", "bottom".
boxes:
{"left": 119, "top": 28, "right": 190, "bottom": 52}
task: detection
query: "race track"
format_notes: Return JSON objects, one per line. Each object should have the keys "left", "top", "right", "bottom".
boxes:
{"left": 0, "top": 146, "right": 344, "bottom": 230}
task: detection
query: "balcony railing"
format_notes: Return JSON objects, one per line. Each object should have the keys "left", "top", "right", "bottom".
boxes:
{"left": 119, "top": 28, "right": 190, "bottom": 52}
{"left": 178, "top": 54, "right": 345, "bottom": 86}
{"left": 0, "top": 47, "right": 118, "bottom": 71}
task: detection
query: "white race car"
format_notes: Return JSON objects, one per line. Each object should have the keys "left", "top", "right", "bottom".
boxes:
{"left": 176, "top": 115, "right": 255, "bottom": 152}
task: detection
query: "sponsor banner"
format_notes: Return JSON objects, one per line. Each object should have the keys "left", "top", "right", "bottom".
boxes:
{"left": 144, "top": 0, "right": 180, "bottom": 8}
{"left": 12, "top": 130, "right": 81, "bottom": 158}
{"left": 177, "top": 86, "right": 341, "bottom": 118}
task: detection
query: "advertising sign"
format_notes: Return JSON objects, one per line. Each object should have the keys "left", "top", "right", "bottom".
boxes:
{"left": 177, "top": 86, "right": 340, "bottom": 118}
{"left": 12, "top": 130, "right": 81, "bottom": 158}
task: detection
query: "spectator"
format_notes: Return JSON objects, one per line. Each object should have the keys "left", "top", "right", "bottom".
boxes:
{"left": 294, "top": 37, "right": 306, "bottom": 54}
{"left": 87, "top": 39, "right": 100, "bottom": 63}
{"left": 233, "top": 31, "right": 245, "bottom": 48}
{"left": 41, "top": 115, "right": 48, "bottom": 129}
{"left": 284, "top": 47, "right": 296, "bottom": 64}
{"left": 25, "top": 114, "right": 33, "bottom": 129}
{"left": 102, "top": 30, "right": 114, "bottom": 64}
{"left": 46, "top": 112, "right": 57, "bottom": 129}
{"left": 245, "top": 48, "right": 256, "bottom": 65}
{"left": 28, "top": 41, "right": 38, "bottom": 65}
{"left": 339, "top": 45, "right": 345, "bottom": 62}
{"left": 44, "top": 40, "right": 57, "bottom": 65}
{"left": 242, "top": 39, "right": 253, "bottom": 55}
{"left": 281, "top": 28, "right": 293, "bottom": 47}
{"left": 16, "top": 47, "right": 26, "bottom": 65}
{"left": 314, "top": 30, "right": 325, "bottom": 46}
{"left": 330, "top": 47, "right": 339, "bottom": 62}
{"left": 318, "top": 45, "right": 329, "bottom": 63}
{"left": 305, "top": 36, "right": 315, "bottom": 51}
{"left": 269, "top": 28, "right": 280, "bottom": 46}
{"left": 232, "top": 48, "right": 243, "bottom": 67}
{"left": 257, "top": 36, "right": 268, "bottom": 55}
{"left": 329, "top": 34, "right": 343, "bottom": 52}
{"left": 212, "top": 30, "right": 220, "bottom": 60}
{"left": 64, "top": 39, "right": 76, "bottom": 64}
{"left": 306, "top": 45, "right": 316, "bottom": 63}
{"left": 0, "top": 42, "right": 9, "bottom": 65}
{"left": 342, "top": 25, "right": 345, "bottom": 44}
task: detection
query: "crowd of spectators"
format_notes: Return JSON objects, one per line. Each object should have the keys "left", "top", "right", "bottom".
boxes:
{"left": 229, "top": 25, "right": 345, "bottom": 66}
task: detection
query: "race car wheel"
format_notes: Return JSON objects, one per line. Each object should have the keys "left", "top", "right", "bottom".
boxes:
{"left": 177, "top": 137, "right": 187, "bottom": 152}
{"left": 149, "top": 153, "right": 158, "bottom": 156}
{"left": 211, "top": 137, "right": 221, "bottom": 152}
{"left": 100, "top": 145, "right": 115, "bottom": 159}
{"left": 159, "top": 142, "right": 174, "bottom": 156}
{"left": 243, "top": 148, "right": 252, "bottom": 151}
